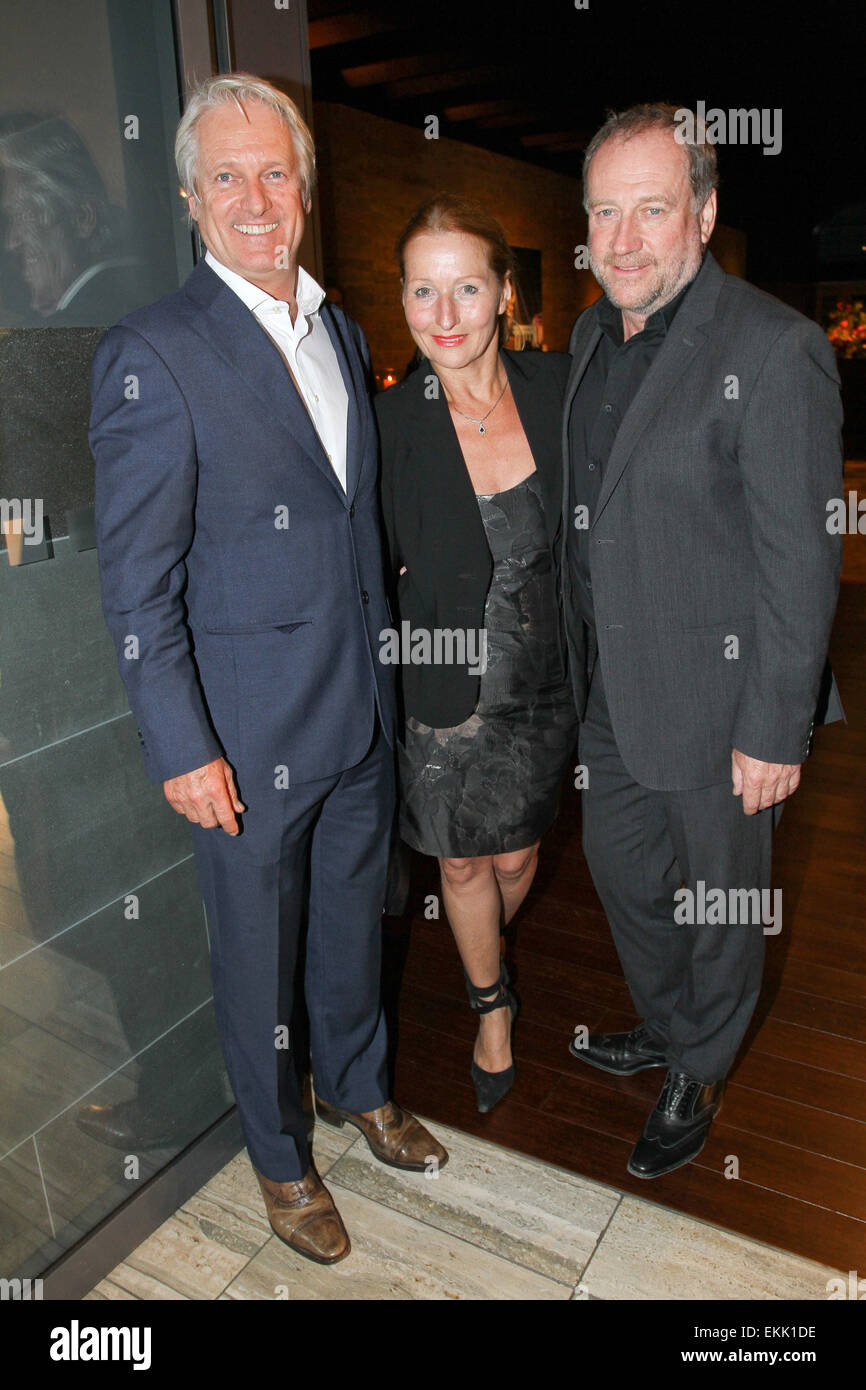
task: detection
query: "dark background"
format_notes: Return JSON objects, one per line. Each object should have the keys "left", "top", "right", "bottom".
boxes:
{"left": 308, "top": 0, "right": 865, "bottom": 286}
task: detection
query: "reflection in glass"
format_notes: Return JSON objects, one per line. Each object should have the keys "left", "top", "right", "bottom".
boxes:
{"left": 0, "top": 0, "right": 231, "bottom": 1283}
{"left": 0, "top": 114, "right": 146, "bottom": 325}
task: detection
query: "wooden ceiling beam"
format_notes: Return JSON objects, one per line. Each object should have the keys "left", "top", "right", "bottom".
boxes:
{"left": 443, "top": 99, "right": 527, "bottom": 123}
{"left": 521, "top": 129, "right": 586, "bottom": 149}
{"left": 308, "top": 12, "right": 399, "bottom": 49}
{"left": 475, "top": 109, "right": 545, "bottom": 130}
{"left": 385, "top": 64, "right": 506, "bottom": 101}
{"left": 341, "top": 53, "right": 441, "bottom": 87}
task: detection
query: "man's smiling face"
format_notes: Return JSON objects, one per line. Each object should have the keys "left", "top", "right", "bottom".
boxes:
{"left": 586, "top": 126, "right": 716, "bottom": 328}
{"left": 188, "top": 98, "right": 308, "bottom": 294}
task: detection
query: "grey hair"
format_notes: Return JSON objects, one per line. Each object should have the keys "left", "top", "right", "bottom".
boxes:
{"left": 175, "top": 72, "right": 316, "bottom": 210}
{"left": 0, "top": 114, "right": 120, "bottom": 252}
{"left": 582, "top": 103, "right": 718, "bottom": 214}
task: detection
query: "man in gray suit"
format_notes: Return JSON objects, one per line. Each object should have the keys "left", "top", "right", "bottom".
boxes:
{"left": 563, "top": 103, "right": 843, "bottom": 1178}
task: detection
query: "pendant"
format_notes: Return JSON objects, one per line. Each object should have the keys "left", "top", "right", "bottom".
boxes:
{"left": 478, "top": 423, "right": 486, "bottom": 434}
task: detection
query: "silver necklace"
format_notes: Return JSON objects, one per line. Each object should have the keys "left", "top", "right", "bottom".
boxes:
{"left": 448, "top": 379, "right": 509, "bottom": 434}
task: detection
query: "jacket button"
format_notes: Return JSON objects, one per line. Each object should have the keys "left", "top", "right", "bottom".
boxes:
{"left": 361, "top": 590, "right": 369, "bottom": 603}
{"left": 349, "top": 503, "right": 355, "bottom": 518}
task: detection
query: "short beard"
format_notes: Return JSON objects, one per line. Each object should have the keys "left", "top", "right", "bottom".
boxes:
{"left": 590, "top": 247, "right": 702, "bottom": 316}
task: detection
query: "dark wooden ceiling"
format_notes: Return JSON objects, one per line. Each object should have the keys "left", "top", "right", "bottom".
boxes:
{"left": 307, "top": 0, "right": 610, "bottom": 183}
{"left": 305, "top": 0, "right": 865, "bottom": 284}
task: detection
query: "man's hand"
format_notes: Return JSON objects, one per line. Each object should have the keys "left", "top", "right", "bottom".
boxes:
{"left": 163, "top": 757, "right": 245, "bottom": 834}
{"left": 731, "top": 750, "right": 801, "bottom": 815}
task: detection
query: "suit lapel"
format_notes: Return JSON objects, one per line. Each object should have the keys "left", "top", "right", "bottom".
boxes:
{"left": 591, "top": 253, "right": 726, "bottom": 528}
{"left": 591, "top": 328, "right": 707, "bottom": 526}
{"left": 502, "top": 351, "right": 560, "bottom": 551}
{"left": 564, "top": 317, "right": 603, "bottom": 425}
{"left": 560, "top": 312, "right": 602, "bottom": 569}
{"left": 320, "top": 301, "right": 366, "bottom": 504}
{"left": 182, "top": 261, "right": 352, "bottom": 502}
{"left": 415, "top": 356, "right": 491, "bottom": 557}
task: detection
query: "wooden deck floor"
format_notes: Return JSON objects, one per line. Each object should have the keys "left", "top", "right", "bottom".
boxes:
{"left": 383, "top": 469, "right": 866, "bottom": 1273}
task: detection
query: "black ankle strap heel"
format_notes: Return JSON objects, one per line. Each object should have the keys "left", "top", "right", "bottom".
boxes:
{"left": 464, "top": 959, "right": 518, "bottom": 1014}
{"left": 464, "top": 961, "right": 518, "bottom": 1113}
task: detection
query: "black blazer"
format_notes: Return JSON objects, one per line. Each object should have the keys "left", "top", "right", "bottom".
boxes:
{"left": 376, "top": 347, "right": 571, "bottom": 729}
{"left": 561, "top": 252, "right": 843, "bottom": 788}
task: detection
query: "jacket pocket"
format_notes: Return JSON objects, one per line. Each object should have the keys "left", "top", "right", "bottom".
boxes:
{"left": 202, "top": 618, "right": 315, "bottom": 635}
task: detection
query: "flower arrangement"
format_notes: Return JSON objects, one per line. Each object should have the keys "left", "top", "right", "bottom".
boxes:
{"left": 825, "top": 299, "right": 866, "bottom": 359}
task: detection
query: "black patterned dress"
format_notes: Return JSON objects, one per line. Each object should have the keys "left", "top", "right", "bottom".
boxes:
{"left": 398, "top": 470, "right": 578, "bottom": 858}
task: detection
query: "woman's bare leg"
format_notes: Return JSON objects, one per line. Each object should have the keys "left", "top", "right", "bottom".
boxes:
{"left": 493, "top": 842, "right": 540, "bottom": 925}
{"left": 439, "top": 842, "right": 539, "bottom": 1072}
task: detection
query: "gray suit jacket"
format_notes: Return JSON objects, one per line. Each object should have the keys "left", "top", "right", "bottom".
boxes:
{"left": 561, "top": 252, "right": 844, "bottom": 790}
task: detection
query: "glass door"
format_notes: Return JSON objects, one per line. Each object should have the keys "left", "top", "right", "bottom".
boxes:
{"left": 0, "top": 0, "right": 231, "bottom": 1283}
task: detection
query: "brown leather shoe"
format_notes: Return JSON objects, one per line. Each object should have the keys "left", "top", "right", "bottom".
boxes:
{"left": 253, "top": 1164, "right": 350, "bottom": 1264}
{"left": 314, "top": 1096, "right": 449, "bottom": 1172}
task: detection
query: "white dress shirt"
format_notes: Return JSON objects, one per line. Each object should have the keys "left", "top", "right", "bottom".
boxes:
{"left": 205, "top": 250, "right": 349, "bottom": 492}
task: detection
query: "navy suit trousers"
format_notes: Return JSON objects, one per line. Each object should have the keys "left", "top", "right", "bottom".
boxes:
{"left": 189, "top": 716, "right": 394, "bottom": 1181}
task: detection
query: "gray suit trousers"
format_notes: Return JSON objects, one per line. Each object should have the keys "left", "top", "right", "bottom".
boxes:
{"left": 580, "top": 654, "right": 776, "bottom": 1082}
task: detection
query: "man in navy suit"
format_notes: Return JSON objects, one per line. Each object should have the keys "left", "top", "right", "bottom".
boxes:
{"left": 90, "top": 73, "right": 446, "bottom": 1265}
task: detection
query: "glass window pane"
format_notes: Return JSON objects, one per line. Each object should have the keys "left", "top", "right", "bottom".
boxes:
{"left": 0, "top": 0, "right": 230, "bottom": 1282}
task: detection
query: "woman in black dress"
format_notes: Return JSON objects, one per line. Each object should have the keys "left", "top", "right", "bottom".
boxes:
{"left": 376, "top": 195, "right": 578, "bottom": 1112}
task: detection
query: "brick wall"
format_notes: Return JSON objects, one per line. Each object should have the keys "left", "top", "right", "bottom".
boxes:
{"left": 313, "top": 101, "right": 594, "bottom": 379}
{"left": 312, "top": 101, "right": 746, "bottom": 381}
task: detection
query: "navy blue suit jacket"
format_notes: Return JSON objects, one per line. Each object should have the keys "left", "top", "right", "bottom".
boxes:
{"left": 90, "top": 259, "right": 395, "bottom": 856}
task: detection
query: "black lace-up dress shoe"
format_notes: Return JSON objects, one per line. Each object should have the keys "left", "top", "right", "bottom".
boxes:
{"left": 568, "top": 1022, "right": 668, "bottom": 1074}
{"left": 627, "top": 1069, "right": 725, "bottom": 1179}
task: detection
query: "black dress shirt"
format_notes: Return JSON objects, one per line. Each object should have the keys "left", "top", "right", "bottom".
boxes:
{"left": 567, "top": 279, "right": 692, "bottom": 628}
